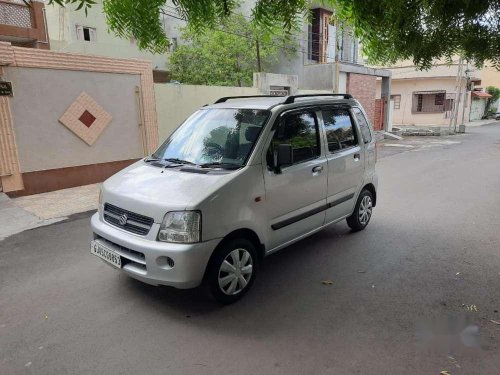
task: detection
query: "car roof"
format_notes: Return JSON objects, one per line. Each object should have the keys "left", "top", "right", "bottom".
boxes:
{"left": 204, "top": 95, "right": 359, "bottom": 110}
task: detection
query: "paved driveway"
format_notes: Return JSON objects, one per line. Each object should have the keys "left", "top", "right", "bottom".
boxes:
{"left": 1, "top": 123, "right": 500, "bottom": 374}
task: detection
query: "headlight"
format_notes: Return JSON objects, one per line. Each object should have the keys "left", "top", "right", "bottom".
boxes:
{"left": 158, "top": 211, "right": 201, "bottom": 243}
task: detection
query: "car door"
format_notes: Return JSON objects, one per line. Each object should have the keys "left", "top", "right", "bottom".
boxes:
{"left": 321, "top": 106, "right": 365, "bottom": 223}
{"left": 264, "top": 109, "right": 328, "bottom": 251}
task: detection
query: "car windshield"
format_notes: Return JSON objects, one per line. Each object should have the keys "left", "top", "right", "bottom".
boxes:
{"left": 152, "top": 108, "right": 270, "bottom": 167}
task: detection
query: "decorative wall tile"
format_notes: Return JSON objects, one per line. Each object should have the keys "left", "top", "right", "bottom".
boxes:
{"left": 59, "top": 92, "right": 112, "bottom": 146}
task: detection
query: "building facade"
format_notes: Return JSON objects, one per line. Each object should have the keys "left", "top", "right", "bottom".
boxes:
{"left": 376, "top": 60, "right": 484, "bottom": 126}
{"left": 43, "top": 0, "right": 169, "bottom": 71}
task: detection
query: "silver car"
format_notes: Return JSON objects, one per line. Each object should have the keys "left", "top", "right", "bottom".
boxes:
{"left": 90, "top": 94, "right": 378, "bottom": 304}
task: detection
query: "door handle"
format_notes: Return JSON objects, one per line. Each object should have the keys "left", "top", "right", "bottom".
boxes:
{"left": 312, "top": 165, "right": 323, "bottom": 173}
{"left": 353, "top": 153, "right": 360, "bottom": 161}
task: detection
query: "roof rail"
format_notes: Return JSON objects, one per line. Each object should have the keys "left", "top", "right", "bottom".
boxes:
{"left": 214, "top": 95, "right": 280, "bottom": 104}
{"left": 282, "top": 93, "right": 352, "bottom": 104}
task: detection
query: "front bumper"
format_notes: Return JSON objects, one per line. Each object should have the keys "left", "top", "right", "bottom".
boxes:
{"left": 90, "top": 213, "right": 221, "bottom": 289}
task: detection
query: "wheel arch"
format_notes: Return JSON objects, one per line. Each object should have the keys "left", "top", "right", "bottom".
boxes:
{"left": 362, "top": 183, "right": 377, "bottom": 206}
{"left": 202, "top": 228, "right": 265, "bottom": 284}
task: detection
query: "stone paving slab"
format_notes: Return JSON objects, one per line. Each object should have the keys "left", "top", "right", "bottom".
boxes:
{"left": 0, "top": 184, "right": 99, "bottom": 241}
{"left": 14, "top": 184, "right": 100, "bottom": 220}
{"left": 0, "top": 197, "right": 63, "bottom": 241}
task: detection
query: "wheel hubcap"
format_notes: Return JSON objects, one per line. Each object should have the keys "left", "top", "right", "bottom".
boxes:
{"left": 358, "top": 196, "right": 373, "bottom": 225}
{"left": 218, "top": 248, "right": 253, "bottom": 295}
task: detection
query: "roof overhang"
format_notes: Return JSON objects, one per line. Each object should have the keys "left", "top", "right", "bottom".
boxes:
{"left": 472, "top": 91, "right": 492, "bottom": 98}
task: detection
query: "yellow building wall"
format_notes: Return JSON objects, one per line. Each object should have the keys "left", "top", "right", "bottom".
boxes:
{"left": 481, "top": 64, "right": 500, "bottom": 88}
{"left": 377, "top": 78, "right": 471, "bottom": 126}
{"left": 154, "top": 84, "right": 261, "bottom": 141}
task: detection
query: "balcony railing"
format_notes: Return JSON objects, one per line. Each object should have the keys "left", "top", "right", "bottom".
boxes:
{"left": 0, "top": 1, "right": 32, "bottom": 28}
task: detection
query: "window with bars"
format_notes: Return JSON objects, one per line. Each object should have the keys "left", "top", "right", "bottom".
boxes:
{"left": 435, "top": 93, "right": 445, "bottom": 106}
{"left": 412, "top": 91, "right": 446, "bottom": 113}
{"left": 308, "top": 8, "right": 333, "bottom": 63}
{"left": 390, "top": 95, "right": 401, "bottom": 110}
{"left": 0, "top": 2, "right": 32, "bottom": 28}
{"left": 444, "top": 99, "right": 454, "bottom": 111}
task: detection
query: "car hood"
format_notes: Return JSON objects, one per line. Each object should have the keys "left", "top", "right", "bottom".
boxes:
{"left": 102, "top": 160, "right": 240, "bottom": 223}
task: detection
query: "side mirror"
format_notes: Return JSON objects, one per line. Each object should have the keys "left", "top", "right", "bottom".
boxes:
{"left": 274, "top": 144, "right": 293, "bottom": 173}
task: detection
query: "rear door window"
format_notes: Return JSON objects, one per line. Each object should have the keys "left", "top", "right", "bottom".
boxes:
{"left": 322, "top": 108, "right": 358, "bottom": 152}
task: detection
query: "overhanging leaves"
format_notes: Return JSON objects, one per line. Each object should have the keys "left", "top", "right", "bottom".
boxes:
{"left": 45, "top": 0, "right": 500, "bottom": 69}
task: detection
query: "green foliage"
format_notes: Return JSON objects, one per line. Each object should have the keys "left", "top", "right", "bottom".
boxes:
{"left": 169, "top": 15, "right": 296, "bottom": 86}
{"left": 331, "top": 0, "right": 500, "bottom": 70}
{"left": 485, "top": 86, "right": 500, "bottom": 114}
{"left": 103, "top": 0, "right": 168, "bottom": 53}
{"left": 43, "top": 0, "right": 500, "bottom": 70}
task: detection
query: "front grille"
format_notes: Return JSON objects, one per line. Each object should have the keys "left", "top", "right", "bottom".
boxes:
{"left": 103, "top": 203, "right": 154, "bottom": 235}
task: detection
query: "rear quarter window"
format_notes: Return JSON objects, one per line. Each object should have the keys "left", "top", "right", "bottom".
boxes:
{"left": 352, "top": 107, "right": 372, "bottom": 143}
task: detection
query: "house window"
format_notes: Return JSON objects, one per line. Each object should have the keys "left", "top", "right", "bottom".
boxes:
{"left": 417, "top": 94, "right": 423, "bottom": 112}
{"left": 444, "top": 98, "right": 454, "bottom": 111}
{"left": 412, "top": 91, "right": 446, "bottom": 113}
{"left": 76, "top": 26, "right": 96, "bottom": 42}
{"left": 390, "top": 94, "right": 401, "bottom": 109}
{"left": 435, "top": 93, "right": 445, "bottom": 106}
{"left": 308, "top": 8, "right": 332, "bottom": 63}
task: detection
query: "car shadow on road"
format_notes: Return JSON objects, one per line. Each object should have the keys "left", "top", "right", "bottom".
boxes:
{"left": 120, "top": 222, "right": 362, "bottom": 336}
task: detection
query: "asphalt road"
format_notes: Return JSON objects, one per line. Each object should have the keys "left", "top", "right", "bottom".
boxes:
{"left": 1, "top": 123, "right": 500, "bottom": 375}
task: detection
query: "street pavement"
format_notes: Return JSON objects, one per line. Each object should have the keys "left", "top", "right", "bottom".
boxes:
{"left": 1, "top": 123, "right": 500, "bottom": 375}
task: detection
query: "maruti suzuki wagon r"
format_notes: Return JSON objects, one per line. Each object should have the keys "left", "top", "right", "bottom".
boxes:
{"left": 90, "top": 94, "right": 378, "bottom": 304}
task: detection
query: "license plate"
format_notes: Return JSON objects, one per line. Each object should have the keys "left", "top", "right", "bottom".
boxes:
{"left": 90, "top": 241, "right": 121, "bottom": 268}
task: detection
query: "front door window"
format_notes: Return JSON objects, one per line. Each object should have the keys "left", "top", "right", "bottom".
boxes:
{"left": 267, "top": 111, "right": 320, "bottom": 168}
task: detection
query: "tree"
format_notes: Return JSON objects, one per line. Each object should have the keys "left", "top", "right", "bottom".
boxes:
{"left": 332, "top": 0, "right": 500, "bottom": 70}
{"left": 41, "top": 0, "right": 500, "bottom": 69}
{"left": 169, "top": 15, "right": 295, "bottom": 86}
{"left": 485, "top": 86, "right": 500, "bottom": 115}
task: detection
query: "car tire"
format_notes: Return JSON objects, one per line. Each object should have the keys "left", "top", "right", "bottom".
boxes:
{"left": 346, "top": 189, "right": 374, "bottom": 232}
{"left": 207, "top": 238, "right": 258, "bottom": 304}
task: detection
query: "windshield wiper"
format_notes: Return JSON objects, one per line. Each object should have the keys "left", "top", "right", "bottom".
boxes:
{"left": 199, "top": 162, "right": 243, "bottom": 170}
{"left": 164, "top": 158, "right": 196, "bottom": 165}
{"left": 145, "top": 156, "right": 195, "bottom": 168}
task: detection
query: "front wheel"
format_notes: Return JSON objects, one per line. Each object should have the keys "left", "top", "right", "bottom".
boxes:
{"left": 207, "top": 238, "right": 258, "bottom": 304}
{"left": 346, "top": 190, "right": 374, "bottom": 231}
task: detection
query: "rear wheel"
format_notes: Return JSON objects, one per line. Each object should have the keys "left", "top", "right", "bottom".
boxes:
{"left": 346, "top": 189, "right": 374, "bottom": 231}
{"left": 207, "top": 238, "right": 258, "bottom": 304}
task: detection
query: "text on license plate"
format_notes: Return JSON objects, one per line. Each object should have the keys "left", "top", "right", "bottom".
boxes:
{"left": 90, "top": 241, "right": 122, "bottom": 268}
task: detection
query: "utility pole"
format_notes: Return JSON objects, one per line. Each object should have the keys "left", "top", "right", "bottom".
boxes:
{"left": 256, "top": 38, "right": 262, "bottom": 72}
{"left": 460, "top": 62, "right": 470, "bottom": 127}
{"left": 449, "top": 57, "right": 464, "bottom": 133}
{"left": 334, "top": 19, "right": 340, "bottom": 93}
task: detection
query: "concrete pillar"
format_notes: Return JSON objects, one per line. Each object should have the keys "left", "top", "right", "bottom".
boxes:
{"left": 381, "top": 76, "right": 391, "bottom": 131}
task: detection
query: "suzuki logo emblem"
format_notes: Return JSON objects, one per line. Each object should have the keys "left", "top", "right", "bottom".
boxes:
{"left": 118, "top": 214, "right": 128, "bottom": 226}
